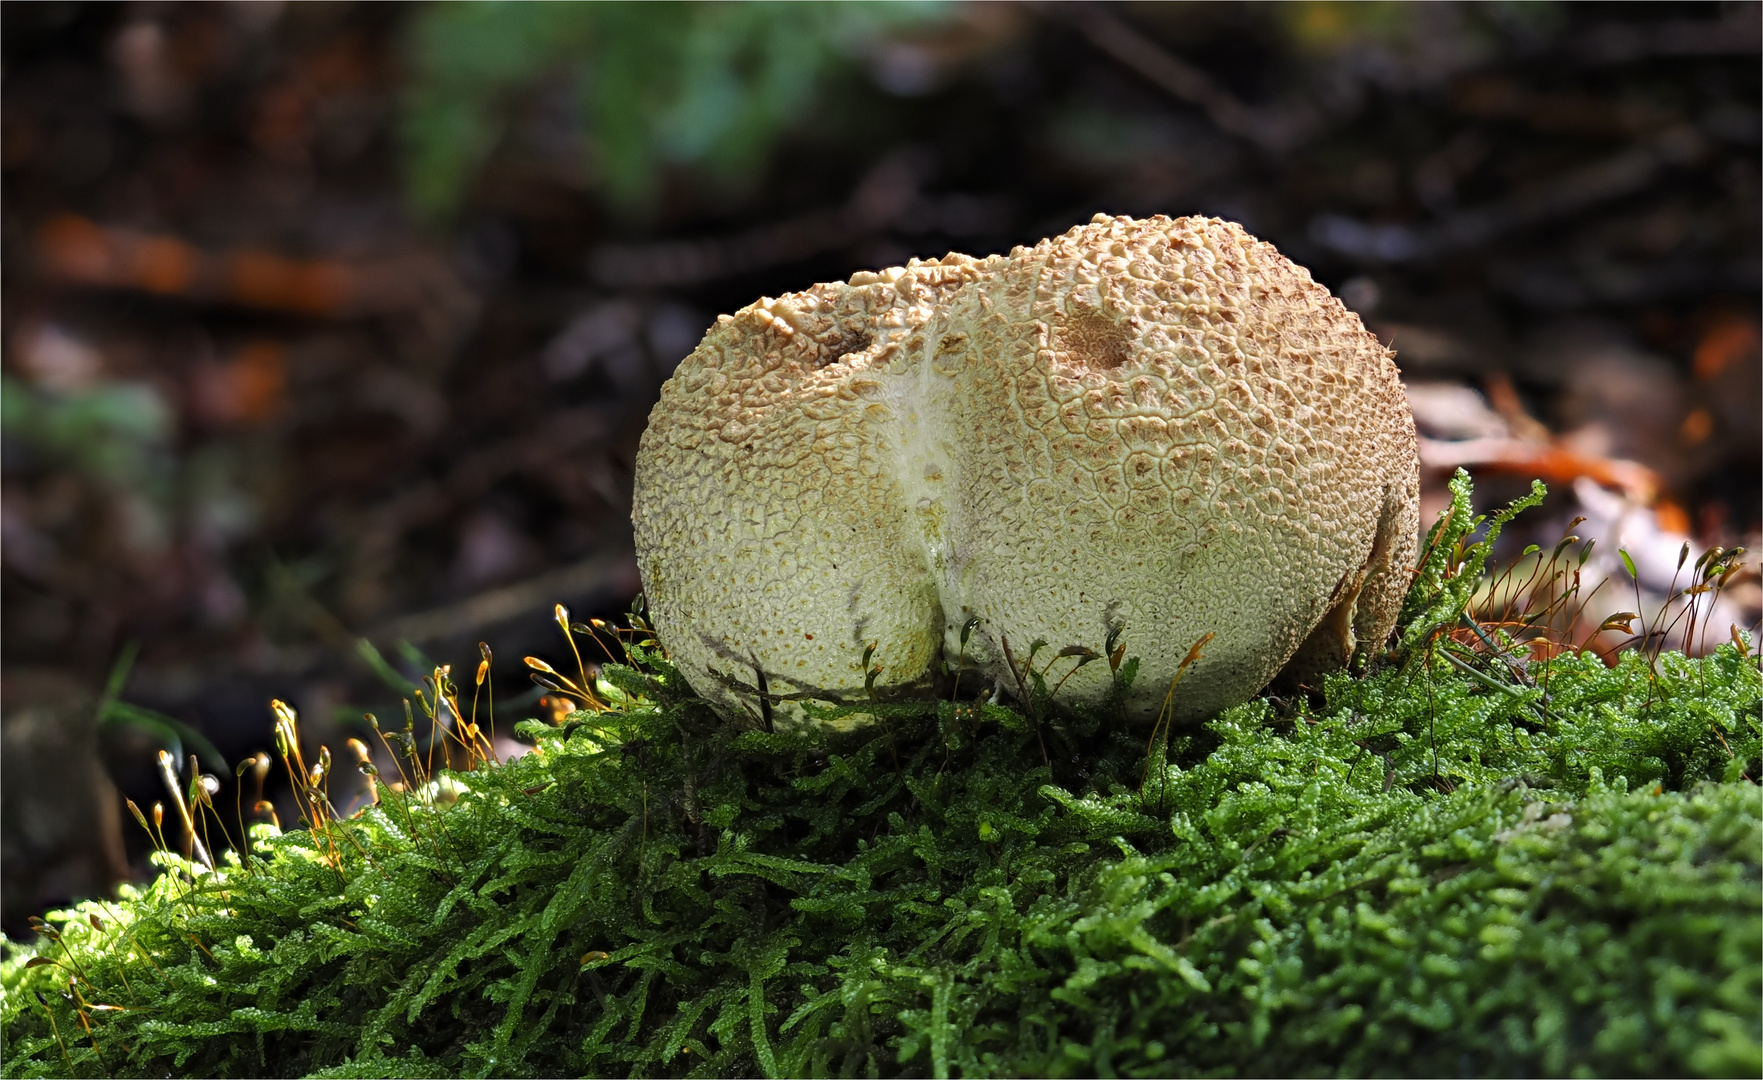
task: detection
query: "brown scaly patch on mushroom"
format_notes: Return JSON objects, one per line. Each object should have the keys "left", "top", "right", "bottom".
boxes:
{"left": 632, "top": 214, "right": 1419, "bottom": 729}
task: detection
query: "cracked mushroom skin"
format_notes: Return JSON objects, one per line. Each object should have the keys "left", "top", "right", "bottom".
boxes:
{"left": 632, "top": 214, "right": 1419, "bottom": 728}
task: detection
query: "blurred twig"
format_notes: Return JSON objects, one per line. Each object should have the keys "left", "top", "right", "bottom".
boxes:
{"left": 365, "top": 545, "right": 638, "bottom": 647}
{"left": 1053, "top": 2, "right": 1315, "bottom": 153}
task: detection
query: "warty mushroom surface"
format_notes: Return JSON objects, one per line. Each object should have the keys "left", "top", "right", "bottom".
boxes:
{"left": 632, "top": 214, "right": 1419, "bottom": 729}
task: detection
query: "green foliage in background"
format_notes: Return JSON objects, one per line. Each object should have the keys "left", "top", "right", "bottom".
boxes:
{"left": 400, "top": 1, "right": 948, "bottom": 218}
{"left": 0, "top": 375, "right": 173, "bottom": 495}
{"left": 1, "top": 372, "right": 262, "bottom": 566}
{"left": 3, "top": 477, "right": 1760, "bottom": 1078}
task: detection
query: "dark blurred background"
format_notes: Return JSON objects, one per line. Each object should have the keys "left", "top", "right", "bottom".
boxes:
{"left": 3, "top": 1, "right": 1758, "bottom": 936}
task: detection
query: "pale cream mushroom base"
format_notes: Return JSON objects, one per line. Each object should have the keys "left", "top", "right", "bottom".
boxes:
{"left": 632, "top": 215, "right": 1419, "bottom": 730}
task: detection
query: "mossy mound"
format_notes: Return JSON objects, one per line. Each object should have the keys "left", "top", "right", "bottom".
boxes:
{"left": 2, "top": 640, "right": 1758, "bottom": 1078}
{"left": 3, "top": 474, "right": 1760, "bottom": 1078}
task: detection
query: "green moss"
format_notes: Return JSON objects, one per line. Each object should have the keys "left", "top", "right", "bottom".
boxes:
{"left": 4, "top": 478, "right": 1760, "bottom": 1078}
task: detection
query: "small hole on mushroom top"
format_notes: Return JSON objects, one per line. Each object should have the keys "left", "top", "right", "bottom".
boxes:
{"left": 823, "top": 327, "right": 874, "bottom": 367}
{"left": 1057, "top": 309, "right": 1131, "bottom": 371}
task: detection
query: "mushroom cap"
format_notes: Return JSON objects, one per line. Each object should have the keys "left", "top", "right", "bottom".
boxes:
{"left": 632, "top": 214, "right": 1418, "bottom": 728}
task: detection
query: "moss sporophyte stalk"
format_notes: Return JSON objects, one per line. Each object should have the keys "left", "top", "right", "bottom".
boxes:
{"left": 2, "top": 474, "right": 1759, "bottom": 1078}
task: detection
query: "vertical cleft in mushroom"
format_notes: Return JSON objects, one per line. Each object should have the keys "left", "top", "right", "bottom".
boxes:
{"left": 632, "top": 214, "right": 1420, "bottom": 729}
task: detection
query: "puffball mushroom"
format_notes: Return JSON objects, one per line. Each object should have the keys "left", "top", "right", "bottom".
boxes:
{"left": 633, "top": 214, "right": 1419, "bottom": 729}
